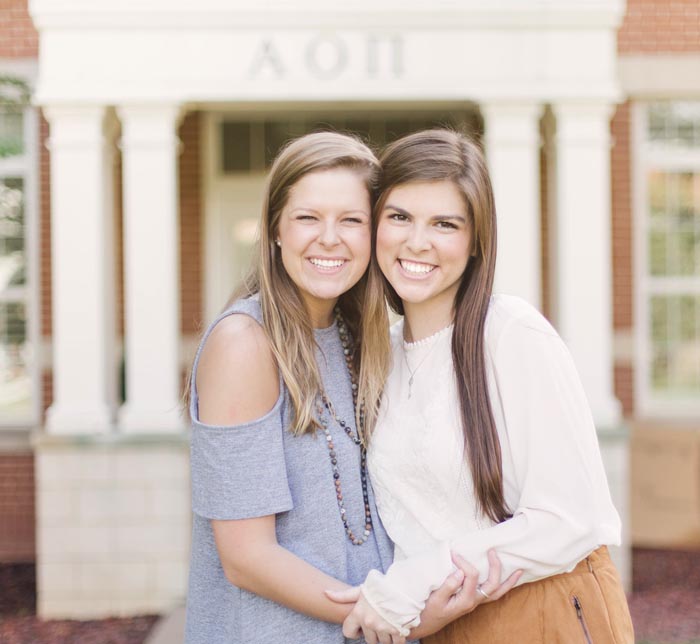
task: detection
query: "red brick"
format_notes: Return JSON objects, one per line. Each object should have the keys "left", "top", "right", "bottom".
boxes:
{"left": 0, "top": 454, "right": 35, "bottom": 562}
{"left": 619, "top": 0, "right": 700, "bottom": 53}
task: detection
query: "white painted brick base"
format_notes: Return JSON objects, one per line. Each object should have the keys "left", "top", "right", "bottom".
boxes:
{"left": 598, "top": 426, "right": 632, "bottom": 593}
{"left": 35, "top": 438, "right": 190, "bottom": 619}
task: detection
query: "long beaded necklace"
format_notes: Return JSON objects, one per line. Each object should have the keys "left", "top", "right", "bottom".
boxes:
{"left": 315, "top": 308, "right": 372, "bottom": 546}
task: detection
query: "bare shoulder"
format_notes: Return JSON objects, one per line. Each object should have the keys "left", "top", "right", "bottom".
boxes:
{"left": 195, "top": 314, "right": 280, "bottom": 426}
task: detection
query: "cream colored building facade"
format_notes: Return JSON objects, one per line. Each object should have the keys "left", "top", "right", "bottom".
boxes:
{"left": 28, "top": 0, "right": 629, "bottom": 618}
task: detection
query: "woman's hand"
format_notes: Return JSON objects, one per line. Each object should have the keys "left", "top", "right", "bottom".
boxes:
{"left": 325, "top": 586, "right": 406, "bottom": 644}
{"left": 326, "top": 549, "right": 521, "bottom": 643}
{"left": 410, "top": 549, "right": 523, "bottom": 639}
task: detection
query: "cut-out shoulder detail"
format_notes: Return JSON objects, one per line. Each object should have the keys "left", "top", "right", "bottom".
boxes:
{"left": 196, "top": 313, "right": 280, "bottom": 426}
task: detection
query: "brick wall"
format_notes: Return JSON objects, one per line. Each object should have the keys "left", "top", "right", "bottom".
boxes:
{"left": 610, "top": 102, "right": 635, "bottom": 416}
{"left": 0, "top": 454, "right": 35, "bottom": 562}
{"left": 619, "top": 0, "right": 700, "bottom": 53}
{"left": 0, "top": 0, "right": 38, "bottom": 58}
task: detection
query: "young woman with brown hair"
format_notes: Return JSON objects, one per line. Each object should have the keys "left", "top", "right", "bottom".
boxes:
{"left": 330, "top": 129, "right": 634, "bottom": 643}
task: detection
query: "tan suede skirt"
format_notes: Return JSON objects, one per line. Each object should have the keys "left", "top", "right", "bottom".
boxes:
{"left": 423, "top": 547, "right": 634, "bottom": 644}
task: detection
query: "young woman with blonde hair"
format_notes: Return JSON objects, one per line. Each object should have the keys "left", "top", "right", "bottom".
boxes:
{"left": 330, "top": 129, "right": 635, "bottom": 643}
{"left": 184, "top": 131, "right": 392, "bottom": 644}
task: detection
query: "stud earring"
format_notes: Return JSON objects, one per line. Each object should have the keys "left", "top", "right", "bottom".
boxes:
{"left": 275, "top": 239, "right": 281, "bottom": 248}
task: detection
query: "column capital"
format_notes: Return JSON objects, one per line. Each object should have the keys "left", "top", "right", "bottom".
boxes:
{"left": 117, "top": 104, "right": 184, "bottom": 149}
{"left": 482, "top": 102, "right": 544, "bottom": 146}
{"left": 42, "top": 104, "right": 107, "bottom": 123}
{"left": 481, "top": 101, "right": 544, "bottom": 116}
{"left": 551, "top": 100, "right": 617, "bottom": 119}
{"left": 42, "top": 104, "right": 110, "bottom": 150}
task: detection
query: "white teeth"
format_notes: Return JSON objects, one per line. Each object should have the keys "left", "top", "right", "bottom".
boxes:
{"left": 400, "top": 260, "right": 434, "bottom": 274}
{"left": 310, "top": 258, "right": 345, "bottom": 268}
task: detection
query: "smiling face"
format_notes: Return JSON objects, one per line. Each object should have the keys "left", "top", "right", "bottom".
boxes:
{"left": 276, "top": 167, "right": 372, "bottom": 327}
{"left": 376, "top": 179, "right": 472, "bottom": 334}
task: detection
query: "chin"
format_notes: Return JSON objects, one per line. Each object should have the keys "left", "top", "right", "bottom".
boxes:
{"left": 392, "top": 284, "right": 432, "bottom": 302}
{"left": 308, "top": 286, "right": 347, "bottom": 302}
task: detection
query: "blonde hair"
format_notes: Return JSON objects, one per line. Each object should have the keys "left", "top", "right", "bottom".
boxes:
{"left": 230, "top": 131, "right": 390, "bottom": 439}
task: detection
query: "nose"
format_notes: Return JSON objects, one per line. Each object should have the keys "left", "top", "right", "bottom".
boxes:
{"left": 406, "top": 223, "right": 431, "bottom": 253}
{"left": 318, "top": 220, "right": 340, "bottom": 247}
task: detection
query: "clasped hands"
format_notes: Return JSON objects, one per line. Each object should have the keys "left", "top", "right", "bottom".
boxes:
{"left": 326, "top": 549, "right": 522, "bottom": 644}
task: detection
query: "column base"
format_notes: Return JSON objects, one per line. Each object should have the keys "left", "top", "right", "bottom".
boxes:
{"left": 591, "top": 395, "right": 623, "bottom": 433}
{"left": 118, "top": 403, "right": 185, "bottom": 434}
{"left": 35, "top": 437, "right": 190, "bottom": 619}
{"left": 45, "top": 404, "right": 114, "bottom": 435}
{"left": 597, "top": 422, "right": 631, "bottom": 593}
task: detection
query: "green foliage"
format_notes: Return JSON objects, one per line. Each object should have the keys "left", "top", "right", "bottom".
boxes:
{"left": 0, "top": 76, "right": 30, "bottom": 107}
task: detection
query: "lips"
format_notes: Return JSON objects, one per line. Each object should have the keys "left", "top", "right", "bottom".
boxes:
{"left": 399, "top": 259, "right": 436, "bottom": 276}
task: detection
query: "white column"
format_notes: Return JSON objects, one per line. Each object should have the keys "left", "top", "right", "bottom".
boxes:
{"left": 117, "top": 105, "right": 183, "bottom": 433}
{"left": 553, "top": 103, "right": 621, "bottom": 429}
{"left": 483, "top": 103, "right": 543, "bottom": 309}
{"left": 44, "top": 106, "right": 117, "bottom": 434}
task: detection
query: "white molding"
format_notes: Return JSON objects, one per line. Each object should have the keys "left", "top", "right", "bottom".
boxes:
{"left": 637, "top": 147, "right": 700, "bottom": 170}
{"left": 30, "top": 17, "right": 623, "bottom": 105}
{"left": 29, "top": 1, "right": 626, "bottom": 30}
{"left": 619, "top": 55, "right": 700, "bottom": 98}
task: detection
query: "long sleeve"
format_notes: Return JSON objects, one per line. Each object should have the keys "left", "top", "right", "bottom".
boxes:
{"left": 362, "top": 305, "right": 621, "bottom": 633}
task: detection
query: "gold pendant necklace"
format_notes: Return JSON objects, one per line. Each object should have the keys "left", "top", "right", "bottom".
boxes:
{"left": 403, "top": 323, "right": 453, "bottom": 398}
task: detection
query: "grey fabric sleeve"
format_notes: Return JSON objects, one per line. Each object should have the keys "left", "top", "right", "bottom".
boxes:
{"left": 190, "top": 394, "right": 294, "bottom": 520}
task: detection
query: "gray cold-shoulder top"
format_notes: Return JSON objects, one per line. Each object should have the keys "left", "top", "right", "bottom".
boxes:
{"left": 184, "top": 296, "right": 396, "bottom": 644}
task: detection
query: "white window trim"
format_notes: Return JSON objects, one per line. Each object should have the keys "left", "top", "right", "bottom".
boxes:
{"left": 633, "top": 100, "right": 700, "bottom": 419}
{"left": 0, "top": 83, "right": 41, "bottom": 429}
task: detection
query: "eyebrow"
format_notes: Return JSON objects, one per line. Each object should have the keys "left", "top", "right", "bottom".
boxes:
{"left": 290, "top": 207, "right": 369, "bottom": 216}
{"left": 383, "top": 204, "right": 467, "bottom": 223}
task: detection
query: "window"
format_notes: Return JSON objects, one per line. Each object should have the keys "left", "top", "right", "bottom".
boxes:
{"left": 636, "top": 102, "right": 700, "bottom": 416}
{"left": 0, "top": 76, "right": 38, "bottom": 424}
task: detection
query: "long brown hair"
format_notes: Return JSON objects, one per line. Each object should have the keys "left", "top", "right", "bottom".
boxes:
{"left": 376, "top": 129, "right": 510, "bottom": 524}
{"left": 224, "top": 131, "right": 390, "bottom": 439}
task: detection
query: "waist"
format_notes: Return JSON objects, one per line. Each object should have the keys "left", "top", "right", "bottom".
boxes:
{"left": 553, "top": 545, "right": 613, "bottom": 579}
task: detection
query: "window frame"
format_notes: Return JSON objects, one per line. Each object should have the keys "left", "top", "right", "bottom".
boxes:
{"left": 0, "top": 72, "right": 41, "bottom": 429}
{"left": 633, "top": 100, "right": 700, "bottom": 419}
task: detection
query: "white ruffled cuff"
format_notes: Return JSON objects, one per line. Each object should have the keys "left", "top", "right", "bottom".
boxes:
{"left": 360, "top": 542, "right": 455, "bottom": 637}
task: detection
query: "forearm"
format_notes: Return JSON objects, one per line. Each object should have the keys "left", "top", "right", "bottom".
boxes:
{"left": 361, "top": 510, "right": 602, "bottom": 631}
{"left": 223, "top": 541, "right": 354, "bottom": 623}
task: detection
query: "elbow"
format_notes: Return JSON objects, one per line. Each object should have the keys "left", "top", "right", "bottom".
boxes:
{"left": 560, "top": 514, "right": 602, "bottom": 559}
{"left": 220, "top": 558, "right": 253, "bottom": 590}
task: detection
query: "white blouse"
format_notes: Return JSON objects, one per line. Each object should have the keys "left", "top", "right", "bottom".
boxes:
{"left": 363, "top": 295, "right": 621, "bottom": 635}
